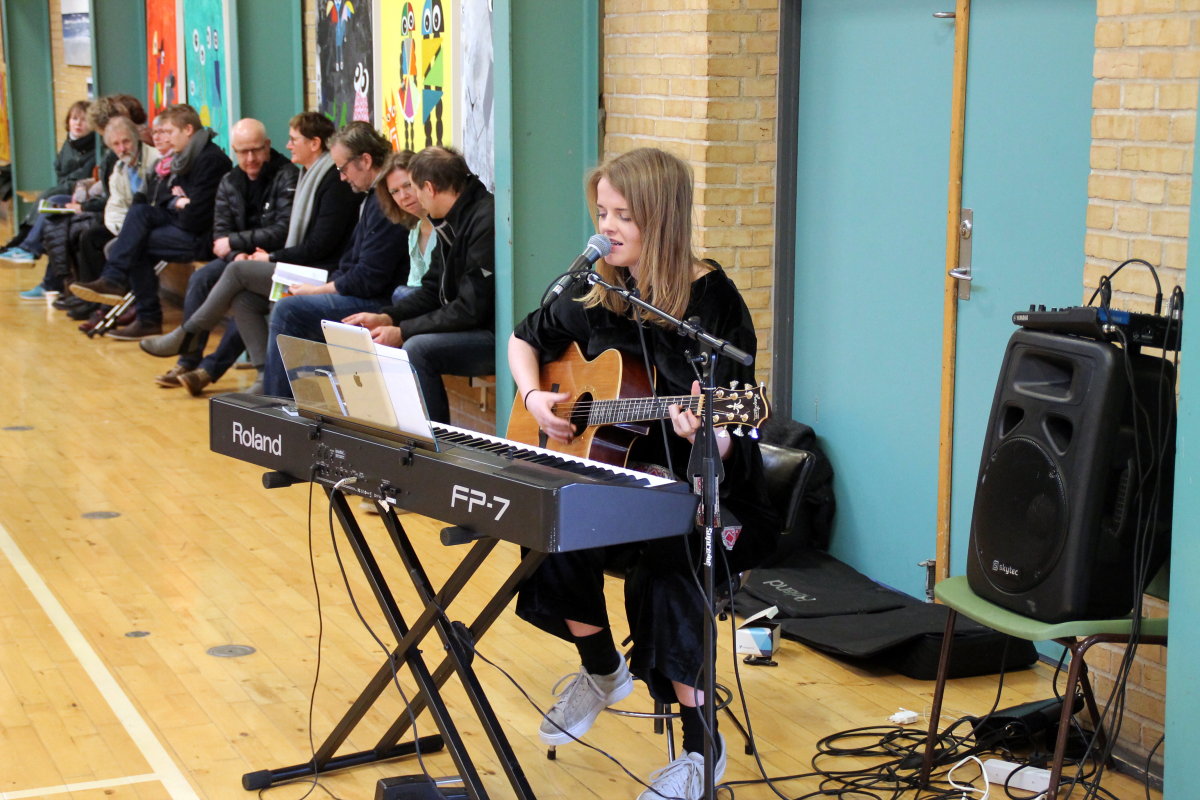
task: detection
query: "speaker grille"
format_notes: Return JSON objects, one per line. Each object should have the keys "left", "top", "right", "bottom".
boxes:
{"left": 972, "top": 436, "right": 1068, "bottom": 593}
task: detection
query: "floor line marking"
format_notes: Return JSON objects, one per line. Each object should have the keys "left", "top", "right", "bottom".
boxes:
{"left": 1, "top": 772, "right": 160, "bottom": 799}
{"left": 0, "top": 521, "right": 200, "bottom": 800}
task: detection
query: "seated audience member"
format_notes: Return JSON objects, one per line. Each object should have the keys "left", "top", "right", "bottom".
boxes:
{"left": 140, "top": 118, "right": 298, "bottom": 392}
{"left": 257, "top": 122, "right": 411, "bottom": 397}
{"left": 71, "top": 103, "right": 233, "bottom": 340}
{"left": 6, "top": 100, "right": 100, "bottom": 282}
{"left": 139, "top": 112, "right": 359, "bottom": 395}
{"left": 388, "top": 168, "right": 436, "bottom": 306}
{"left": 342, "top": 146, "right": 495, "bottom": 424}
{"left": 43, "top": 115, "right": 159, "bottom": 314}
{"left": 71, "top": 114, "right": 175, "bottom": 328}
{"left": 140, "top": 121, "right": 396, "bottom": 396}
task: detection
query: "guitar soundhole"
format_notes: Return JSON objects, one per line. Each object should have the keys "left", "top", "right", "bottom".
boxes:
{"left": 567, "top": 392, "right": 592, "bottom": 435}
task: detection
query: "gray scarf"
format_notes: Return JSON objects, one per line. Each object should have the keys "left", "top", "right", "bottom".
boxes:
{"left": 286, "top": 151, "right": 335, "bottom": 249}
{"left": 170, "top": 127, "right": 215, "bottom": 176}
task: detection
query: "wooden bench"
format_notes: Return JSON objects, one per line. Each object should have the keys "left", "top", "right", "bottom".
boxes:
{"left": 444, "top": 374, "right": 497, "bottom": 434}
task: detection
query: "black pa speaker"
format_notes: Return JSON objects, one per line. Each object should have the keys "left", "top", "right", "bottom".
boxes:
{"left": 966, "top": 329, "right": 1175, "bottom": 622}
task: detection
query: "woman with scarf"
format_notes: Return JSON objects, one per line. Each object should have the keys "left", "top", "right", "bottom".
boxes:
{"left": 137, "top": 112, "right": 364, "bottom": 395}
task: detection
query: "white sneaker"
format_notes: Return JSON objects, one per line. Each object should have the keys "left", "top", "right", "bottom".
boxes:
{"left": 636, "top": 734, "right": 727, "bottom": 800}
{"left": 538, "top": 660, "right": 633, "bottom": 745}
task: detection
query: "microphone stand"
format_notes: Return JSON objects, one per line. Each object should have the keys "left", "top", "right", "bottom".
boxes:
{"left": 585, "top": 271, "right": 750, "bottom": 800}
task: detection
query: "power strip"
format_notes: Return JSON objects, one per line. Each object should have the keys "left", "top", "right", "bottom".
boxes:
{"left": 983, "top": 758, "right": 1050, "bottom": 793}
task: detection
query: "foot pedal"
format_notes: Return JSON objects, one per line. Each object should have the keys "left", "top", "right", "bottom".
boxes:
{"left": 375, "top": 776, "right": 469, "bottom": 799}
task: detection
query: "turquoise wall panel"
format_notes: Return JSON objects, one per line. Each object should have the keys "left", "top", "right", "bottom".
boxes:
{"left": 2, "top": 0, "right": 56, "bottom": 220}
{"left": 91, "top": 0, "right": 147, "bottom": 99}
{"left": 234, "top": 1, "right": 303, "bottom": 143}
{"left": 1162, "top": 94, "right": 1200, "bottom": 800}
{"left": 494, "top": 0, "right": 600, "bottom": 426}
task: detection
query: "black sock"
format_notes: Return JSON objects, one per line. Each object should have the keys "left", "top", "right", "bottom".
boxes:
{"left": 679, "top": 704, "right": 721, "bottom": 757}
{"left": 573, "top": 628, "right": 621, "bottom": 676}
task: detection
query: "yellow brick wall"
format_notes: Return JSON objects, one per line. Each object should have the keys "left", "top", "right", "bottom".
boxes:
{"left": 48, "top": 0, "right": 93, "bottom": 151}
{"left": 1086, "top": 0, "right": 1197, "bottom": 311}
{"left": 1084, "top": 0, "right": 1196, "bottom": 777}
{"left": 303, "top": 0, "right": 318, "bottom": 112}
{"left": 601, "top": 0, "right": 780, "bottom": 390}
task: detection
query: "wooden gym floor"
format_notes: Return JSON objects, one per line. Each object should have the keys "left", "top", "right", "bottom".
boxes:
{"left": 0, "top": 262, "right": 1159, "bottom": 799}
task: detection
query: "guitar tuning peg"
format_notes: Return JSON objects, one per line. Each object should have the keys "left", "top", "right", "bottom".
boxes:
{"left": 748, "top": 428, "right": 759, "bottom": 440}
{"left": 730, "top": 380, "right": 740, "bottom": 389}
{"left": 732, "top": 426, "right": 745, "bottom": 437}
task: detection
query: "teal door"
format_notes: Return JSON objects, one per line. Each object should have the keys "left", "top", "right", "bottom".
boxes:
{"left": 792, "top": 0, "right": 954, "bottom": 595}
{"left": 792, "top": 1, "right": 1094, "bottom": 596}
{"left": 949, "top": 1, "right": 1095, "bottom": 573}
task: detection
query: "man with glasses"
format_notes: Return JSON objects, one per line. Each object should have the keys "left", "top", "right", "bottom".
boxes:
{"left": 258, "top": 121, "right": 411, "bottom": 397}
{"left": 139, "top": 118, "right": 298, "bottom": 389}
{"left": 72, "top": 103, "right": 233, "bottom": 339}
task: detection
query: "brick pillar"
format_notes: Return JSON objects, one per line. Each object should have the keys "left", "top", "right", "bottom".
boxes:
{"left": 1083, "top": 0, "right": 1199, "bottom": 778}
{"left": 601, "top": 0, "right": 780, "bottom": 388}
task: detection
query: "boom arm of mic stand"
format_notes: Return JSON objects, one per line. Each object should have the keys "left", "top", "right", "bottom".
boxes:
{"left": 583, "top": 272, "right": 753, "bottom": 366}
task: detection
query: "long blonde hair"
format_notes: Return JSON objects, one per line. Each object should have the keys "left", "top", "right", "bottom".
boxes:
{"left": 582, "top": 147, "right": 700, "bottom": 325}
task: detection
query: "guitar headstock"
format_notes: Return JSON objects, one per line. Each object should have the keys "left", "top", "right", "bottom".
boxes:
{"left": 710, "top": 382, "right": 770, "bottom": 433}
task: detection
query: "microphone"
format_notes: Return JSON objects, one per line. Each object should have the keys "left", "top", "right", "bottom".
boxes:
{"left": 541, "top": 234, "right": 612, "bottom": 309}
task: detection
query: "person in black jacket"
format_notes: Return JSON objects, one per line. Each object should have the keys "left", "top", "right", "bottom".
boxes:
{"left": 258, "top": 122, "right": 411, "bottom": 397}
{"left": 4, "top": 100, "right": 100, "bottom": 273}
{"left": 139, "top": 118, "right": 298, "bottom": 391}
{"left": 72, "top": 103, "right": 233, "bottom": 340}
{"left": 136, "top": 115, "right": 370, "bottom": 397}
{"left": 341, "top": 146, "right": 495, "bottom": 424}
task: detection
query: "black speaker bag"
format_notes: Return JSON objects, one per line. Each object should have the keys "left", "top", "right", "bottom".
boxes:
{"left": 967, "top": 329, "right": 1174, "bottom": 622}
{"left": 733, "top": 549, "right": 1037, "bottom": 680}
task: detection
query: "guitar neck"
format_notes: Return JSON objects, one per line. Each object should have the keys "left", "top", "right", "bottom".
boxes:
{"left": 564, "top": 395, "right": 703, "bottom": 427}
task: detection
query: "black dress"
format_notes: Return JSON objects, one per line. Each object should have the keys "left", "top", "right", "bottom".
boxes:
{"left": 512, "top": 264, "right": 780, "bottom": 701}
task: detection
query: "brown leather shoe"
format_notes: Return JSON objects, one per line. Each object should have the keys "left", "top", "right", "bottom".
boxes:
{"left": 178, "top": 367, "right": 214, "bottom": 397}
{"left": 108, "top": 319, "right": 164, "bottom": 341}
{"left": 70, "top": 277, "right": 129, "bottom": 305}
{"left": 78, "top": 309, "right": 105, "bottom": 333}
{"left": 155, "top": 363, "right": 190, "bottom": 388}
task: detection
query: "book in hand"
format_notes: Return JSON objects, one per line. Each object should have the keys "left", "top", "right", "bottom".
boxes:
{"left": 269, "top": 262, "right": 328, "bottom": 301}
{"left": 38, "top": 200, "right": 77, "bottom": 214}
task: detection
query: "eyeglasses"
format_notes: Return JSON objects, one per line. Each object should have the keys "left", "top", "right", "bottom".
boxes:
{"left": 336, "top": 155, "right": 362, "bottom": 176}
{"left": 232, "top": 143, "right": 269, "bottom": 156}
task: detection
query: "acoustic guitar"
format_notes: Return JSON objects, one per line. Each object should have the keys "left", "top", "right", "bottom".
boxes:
{"left": 506, "top": 342, "right": 770, "bottom": 468}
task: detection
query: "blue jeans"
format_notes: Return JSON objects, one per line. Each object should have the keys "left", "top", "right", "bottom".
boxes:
{"left": 179, "top": 258, "right": 245, "bottom": 381}
{"left": 261, "top": 293, "right": 390, "bottom": 398}
{"left": 391, "top": 284, "right": 419, "bottom": 305}
{"left": 402, "top": 329, "right": 495, "bottom": 424}
{"left": 101, "top": 204, "right": 210, "bottom": 324}
{"left": 22, "top": 193, "right": 71, "bottom": 257}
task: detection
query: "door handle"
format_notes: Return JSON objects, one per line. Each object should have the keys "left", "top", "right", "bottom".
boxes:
{"left": 949, "top": 209, "right": 973, "bottom": 299}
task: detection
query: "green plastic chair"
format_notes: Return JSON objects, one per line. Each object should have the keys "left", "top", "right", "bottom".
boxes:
{"left": 918, "top": 570, "right": 1169, "bottom": 800}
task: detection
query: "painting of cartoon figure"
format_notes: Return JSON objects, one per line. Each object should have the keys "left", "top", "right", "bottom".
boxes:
{"left": 182, "top": 0, "right": 231, "bottom": 151}
{"left": 146, "top": 0, "right": 180, "bottom": 121}
{"left": 318, "top": 0, "right": 374, "bottom": 126}
{"left": 380, "top": 0, "right": 452, "bottom": 151}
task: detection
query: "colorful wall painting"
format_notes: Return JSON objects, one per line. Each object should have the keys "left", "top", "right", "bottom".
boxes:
{"left": 318, "top": 0, "right": 374, "bottom": 127}
{"left": 379, "top": 0, "right": 453, "bottom": 152}
{"left": 146, "top": 0, "right": 180, "bottom": 121}
{"left": 182, "top": 0, "right": 233, "bottom": 150}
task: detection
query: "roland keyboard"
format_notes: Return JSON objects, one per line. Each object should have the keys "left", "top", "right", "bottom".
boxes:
{"left": 209, "top": 393, "right": 700, "bottom": 552}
